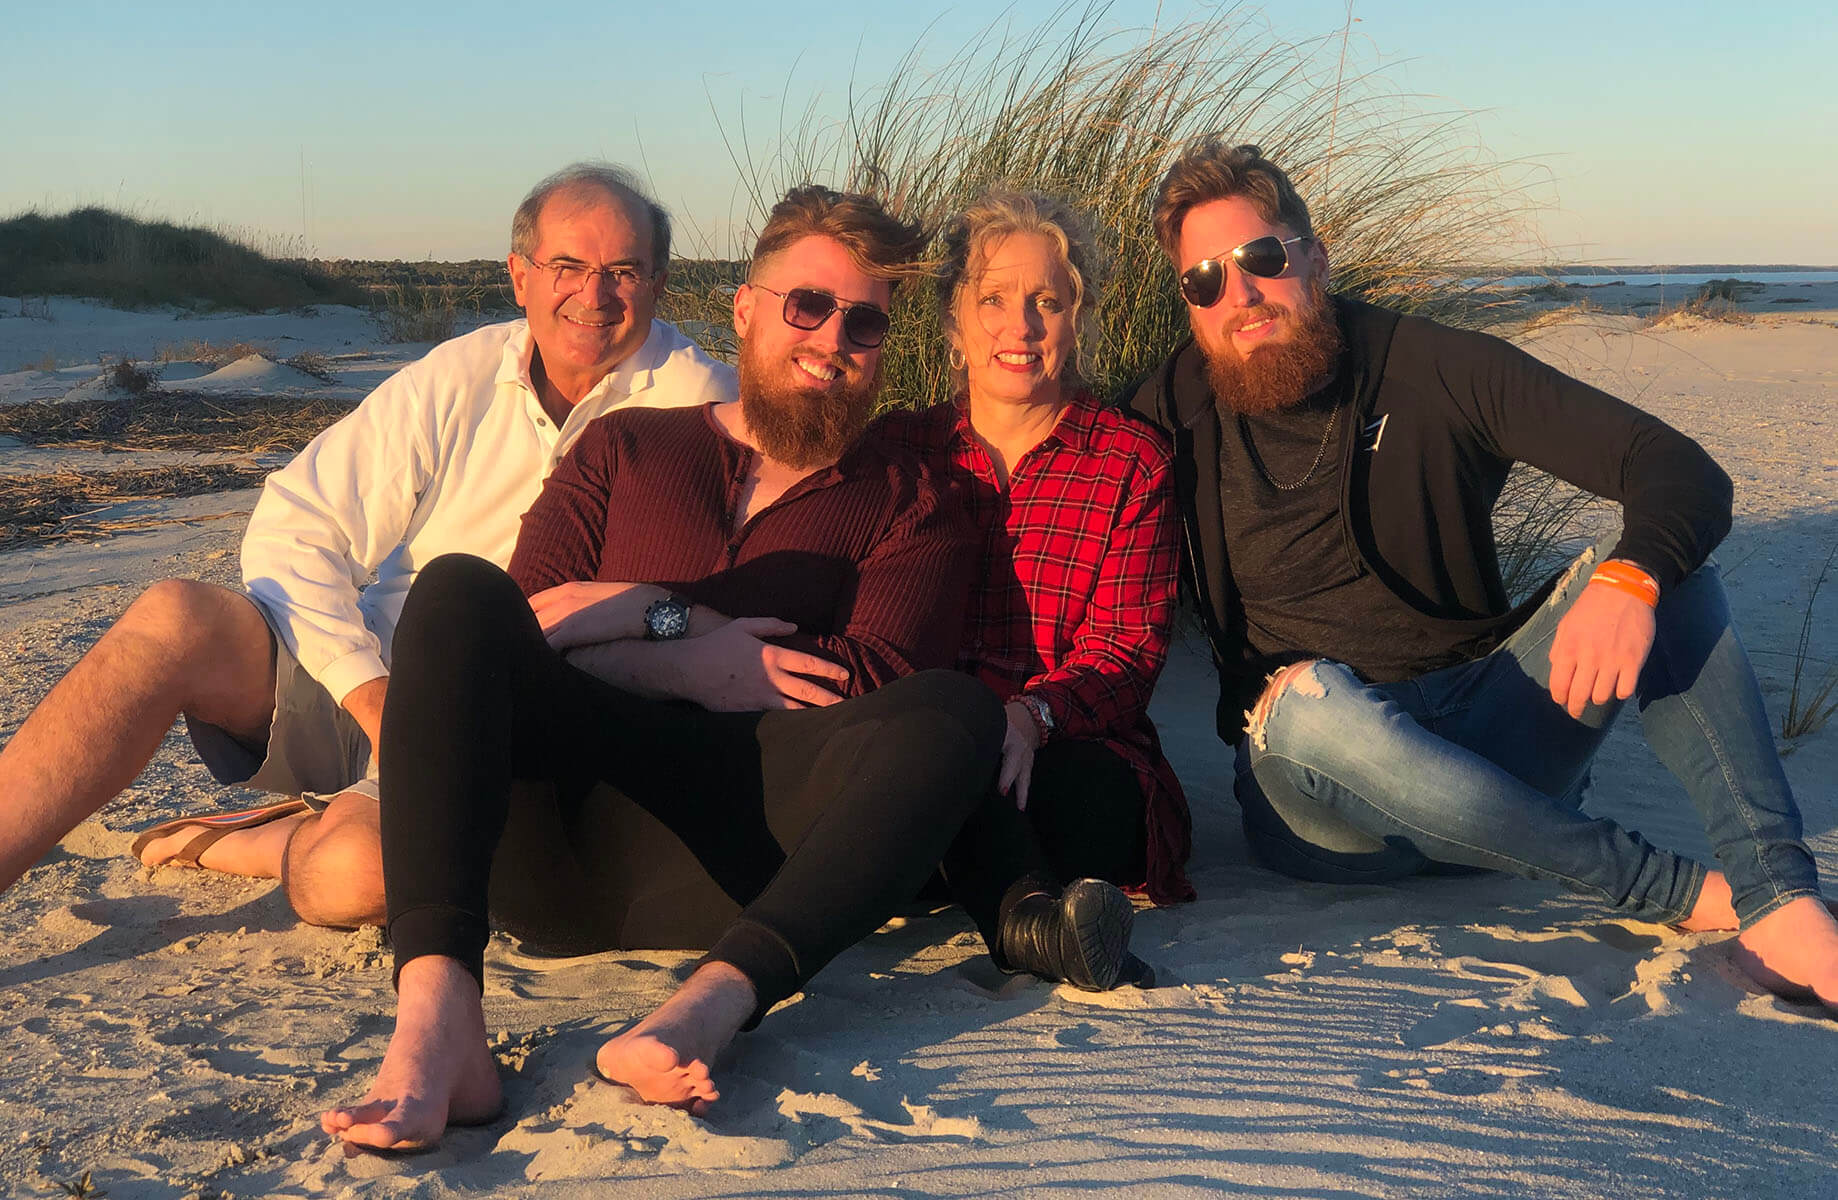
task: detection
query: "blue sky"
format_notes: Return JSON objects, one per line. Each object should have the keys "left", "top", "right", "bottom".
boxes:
{"left": 3, "top": 1, "right": 1832, "bottom": 263}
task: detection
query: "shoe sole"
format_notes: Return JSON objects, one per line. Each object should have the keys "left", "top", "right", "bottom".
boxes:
{"left": 1059, "top": 878, "right": 1135, "bottom": 991}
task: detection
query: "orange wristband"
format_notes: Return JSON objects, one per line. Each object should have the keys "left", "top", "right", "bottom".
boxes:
{"left": 1588, "top": 559, "right": 1660, "bottom": 607}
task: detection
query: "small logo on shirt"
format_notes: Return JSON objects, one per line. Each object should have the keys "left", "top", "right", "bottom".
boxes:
{"left": 1361, "top": 414, "right": 1389, "bottom": 452}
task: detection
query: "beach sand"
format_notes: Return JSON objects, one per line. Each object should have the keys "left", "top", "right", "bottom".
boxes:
{"left": 1, "top": 294, "right": 1834, "bottom": 1198}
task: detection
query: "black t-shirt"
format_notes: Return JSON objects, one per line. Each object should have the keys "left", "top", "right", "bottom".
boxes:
{"left": 1221, "top": 380, "right": 1475, "bottom": 684}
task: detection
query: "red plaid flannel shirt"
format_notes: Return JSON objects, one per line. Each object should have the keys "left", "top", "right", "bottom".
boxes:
{"left": 876, "top": 393, "right": 1193, "bottom": 903}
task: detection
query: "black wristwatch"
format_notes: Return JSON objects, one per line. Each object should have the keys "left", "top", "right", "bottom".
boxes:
{"left": 642, "top": 594, "right": 693, "bottom": 641}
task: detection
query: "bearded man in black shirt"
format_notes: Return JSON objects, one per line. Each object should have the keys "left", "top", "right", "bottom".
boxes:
{"left": 1126, "top": 138, "right": 1837, "bottom": 1014}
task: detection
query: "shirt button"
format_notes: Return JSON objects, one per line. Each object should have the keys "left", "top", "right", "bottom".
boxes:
{"left": 536, "top": 418, "right": 549, "bottom": 428}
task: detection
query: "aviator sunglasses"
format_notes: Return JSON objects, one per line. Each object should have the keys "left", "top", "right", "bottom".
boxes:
{"left": 1179, "top": 234, "right": 1312, "bottom": 308}
{"left": 751, "top": 284, "right": 891, "bottom": 349}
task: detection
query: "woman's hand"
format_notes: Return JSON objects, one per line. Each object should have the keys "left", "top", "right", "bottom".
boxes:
{"left": 999, "top": 699, "right": 1043, "bottom": 811}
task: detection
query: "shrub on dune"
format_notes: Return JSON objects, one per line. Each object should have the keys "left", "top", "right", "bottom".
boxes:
{"left": 0, "top": 207, "right": 365, "bottom": 311}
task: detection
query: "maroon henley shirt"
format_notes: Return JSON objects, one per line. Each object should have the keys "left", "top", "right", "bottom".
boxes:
{"left": 508, "top": 402, "right": 976, "bottom": 694}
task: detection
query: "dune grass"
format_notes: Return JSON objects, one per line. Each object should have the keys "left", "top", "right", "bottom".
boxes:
{"left": 0, "top": 207, "right": 366, "bottom": 311}
{"left": 1780, "top": 545, "right": 1838, "bottom": 743}
{"left": 1493, "top": 468, "right": 1607, "bottom": 604}
{"left": 371, "top": 283, "right": 474, "bottom": 343}
{"left": 693, "top": 3, "right": 1544, "bottom": 414}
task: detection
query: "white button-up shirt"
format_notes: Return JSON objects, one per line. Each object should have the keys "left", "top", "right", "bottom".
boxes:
{"left": 242, "top": 317, "right": 735, "bottom": 705}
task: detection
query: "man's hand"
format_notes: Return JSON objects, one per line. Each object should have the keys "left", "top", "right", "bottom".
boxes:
{"left": 531, "top": 581, "right": 658, "bottom": 650}
{"left": 679, "top": 619, "right": 851, "bottom": 710}
{"left": 998, "top": 699, "right": 1042, "bottom": 811}
{"left": 1547, "top": 581, "right": 1656, "bottom": 719}
{"left": 340, "top": 676, "right": 389, "bottom": 769}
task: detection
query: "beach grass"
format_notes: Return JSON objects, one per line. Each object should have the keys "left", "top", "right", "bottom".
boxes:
{"left": 1492, "top": 467, "right": 1606, "bottom": 604}
{"left": 1780, "top": 545, "right": 1838, "bottom": 742}
{"left": 370, "top": 283, "right": 474, "bottom": 343}
{"left": 692, "top": 2, "right": 1545, "bottom": 414}
{"left": 100, "top": 357, "right": 158, "bottom": 396}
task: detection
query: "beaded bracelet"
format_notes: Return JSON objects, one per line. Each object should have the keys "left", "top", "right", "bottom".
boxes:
{"left": 1588, "top": 559, "right": 1660, "bottom": 607}
{"left": 1018, "top": 694, "right": 1054, "bottom": 745}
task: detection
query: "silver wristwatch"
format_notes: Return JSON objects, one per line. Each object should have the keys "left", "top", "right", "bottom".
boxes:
{"left": 642, "top": 594, "right": 693, "bottom": 641}
{"left": 1019, "top": 693, "right": 1055, "bottom": 742}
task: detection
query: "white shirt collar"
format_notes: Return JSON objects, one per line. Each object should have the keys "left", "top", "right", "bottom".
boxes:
{"left": 494, "top": 318, "right": 672, "bottom": 414}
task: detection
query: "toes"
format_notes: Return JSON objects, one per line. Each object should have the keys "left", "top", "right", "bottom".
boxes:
{"left": 337, "top": 1119, "right": 433, "bottom": 1152}
{"left": 322, "top": 1100, "right": 390, "bottom": 1135}
{"left": 685, "top": 1065, "right": 717, "bottom": 1101}
{"left": 325, "top": 1099, "right": 441, "bottom": 1152}
{"left": 596, "top": 1037, "right": 721, "bottom": 1109}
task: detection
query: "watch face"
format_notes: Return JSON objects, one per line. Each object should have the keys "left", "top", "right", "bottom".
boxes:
{"left": 645, "top": 597, "right": 690, "bottom": 640}
{"left": 1029, "top": 696, "right": 1055, "bottom": 732}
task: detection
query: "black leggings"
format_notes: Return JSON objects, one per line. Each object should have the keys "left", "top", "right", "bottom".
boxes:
{"left": 380, "top": 554, "right": 1004, "bottom": 1023}
{"left": 941, "top": 738, "right": 1149, "bottom": 957}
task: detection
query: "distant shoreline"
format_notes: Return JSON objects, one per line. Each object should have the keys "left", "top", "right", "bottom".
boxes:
{"left": 1534, "top": 264, "right": 1838, "bottom": 275}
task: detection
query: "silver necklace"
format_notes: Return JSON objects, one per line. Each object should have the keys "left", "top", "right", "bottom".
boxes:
{"left": 1242, "top": 402, "right": 1339, "bottom": 491}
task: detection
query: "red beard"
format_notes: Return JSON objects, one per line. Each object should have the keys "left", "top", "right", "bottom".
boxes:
{"left": 736, "top": 338, "right": 882, "bottom": 469}
{"left": 1202, "top": 280, "right": 1343, "bottom": 415}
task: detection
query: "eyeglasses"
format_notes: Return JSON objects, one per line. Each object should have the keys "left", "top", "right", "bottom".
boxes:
{"left": 1179, "top": 235, "right": 1312, "bottom": 308}
{"left": 522, "top": 255, "right": 654, "bottom": 297}
{"left": 751, "top": 284, "right": 891, "bottom": 349}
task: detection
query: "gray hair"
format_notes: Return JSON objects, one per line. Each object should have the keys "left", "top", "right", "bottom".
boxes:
{"left": 510, "top": 162, "right": 671, "bottom": 269}
{"left": 935, "top": 189, "right": 1107, "bottom": 385}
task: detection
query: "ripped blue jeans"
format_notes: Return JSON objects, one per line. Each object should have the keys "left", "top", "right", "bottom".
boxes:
{"left": 1235, "top": 535, "right": 1822, "bottom": 926}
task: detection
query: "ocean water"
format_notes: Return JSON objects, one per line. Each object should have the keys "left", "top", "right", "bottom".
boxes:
{"left": 1487, "top": 270, "right": 1838, "bottom": 289}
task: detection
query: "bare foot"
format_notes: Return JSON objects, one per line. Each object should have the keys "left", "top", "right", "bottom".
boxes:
{"left": 595, "top": 961, "right": 757, "bottom": 1116}
{"left": 1731, "top": 895, "right": 1838, "bottom": 1016}
{"left": 321, "top": 956, "right": 503, "bottom": 1150}
{"left": 137, "top": 811, "right": 307, "bottom": 876}
{"left": 1672, "top": 870, "right": 1738, "bottom": 933}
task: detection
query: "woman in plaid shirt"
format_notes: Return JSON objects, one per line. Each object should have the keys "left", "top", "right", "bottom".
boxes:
{"left": 877, "top": 191, "right": 1193, "bottom": 992}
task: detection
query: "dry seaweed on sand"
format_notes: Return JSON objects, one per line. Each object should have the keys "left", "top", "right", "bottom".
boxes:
{"left": 0, "top": 392, "right": 352, "bottom": 453}
{"left": 0, "top": 462, "right": 270, "bottom": 550}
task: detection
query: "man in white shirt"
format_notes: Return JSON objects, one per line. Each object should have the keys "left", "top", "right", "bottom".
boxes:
{"left": 0, "top": 163, "right": 736, "bottom": 927}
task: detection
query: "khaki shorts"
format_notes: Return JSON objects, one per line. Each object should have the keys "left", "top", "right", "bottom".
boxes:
{"left": 184, "top": 599, "right": 373, "bottom": 811}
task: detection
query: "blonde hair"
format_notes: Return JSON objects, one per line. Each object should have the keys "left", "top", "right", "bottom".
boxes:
{"left": 935, "top": 190, "right": 1106, "bottom": 385}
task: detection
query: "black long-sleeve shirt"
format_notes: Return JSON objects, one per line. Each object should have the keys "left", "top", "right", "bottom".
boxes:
{"left": 1124, "top": 298, "right": 1733, "bottom": 740}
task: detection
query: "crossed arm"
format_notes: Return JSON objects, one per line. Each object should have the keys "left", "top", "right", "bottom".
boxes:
{"left": 529, "top": 581, "right": 849, "bottom": 710}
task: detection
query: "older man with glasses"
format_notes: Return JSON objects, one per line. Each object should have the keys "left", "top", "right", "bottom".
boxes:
{"left": 0, "top": 162, "right": 735, "bottom": 930}
{"left": 1124, "top": 137, "right": 1838, "bottom": 1014}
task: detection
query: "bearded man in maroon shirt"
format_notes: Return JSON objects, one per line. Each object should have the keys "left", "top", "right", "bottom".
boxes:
{"left": 320, "top": 187, "right": 1006, "bottom": 1151}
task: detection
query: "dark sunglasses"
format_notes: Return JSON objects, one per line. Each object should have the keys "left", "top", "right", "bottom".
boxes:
{"left": 1179, "top": 235, "right": 1312, "bottom": 308}
{"left": 751, "top": 284, "right": 891, "bottom": 349}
